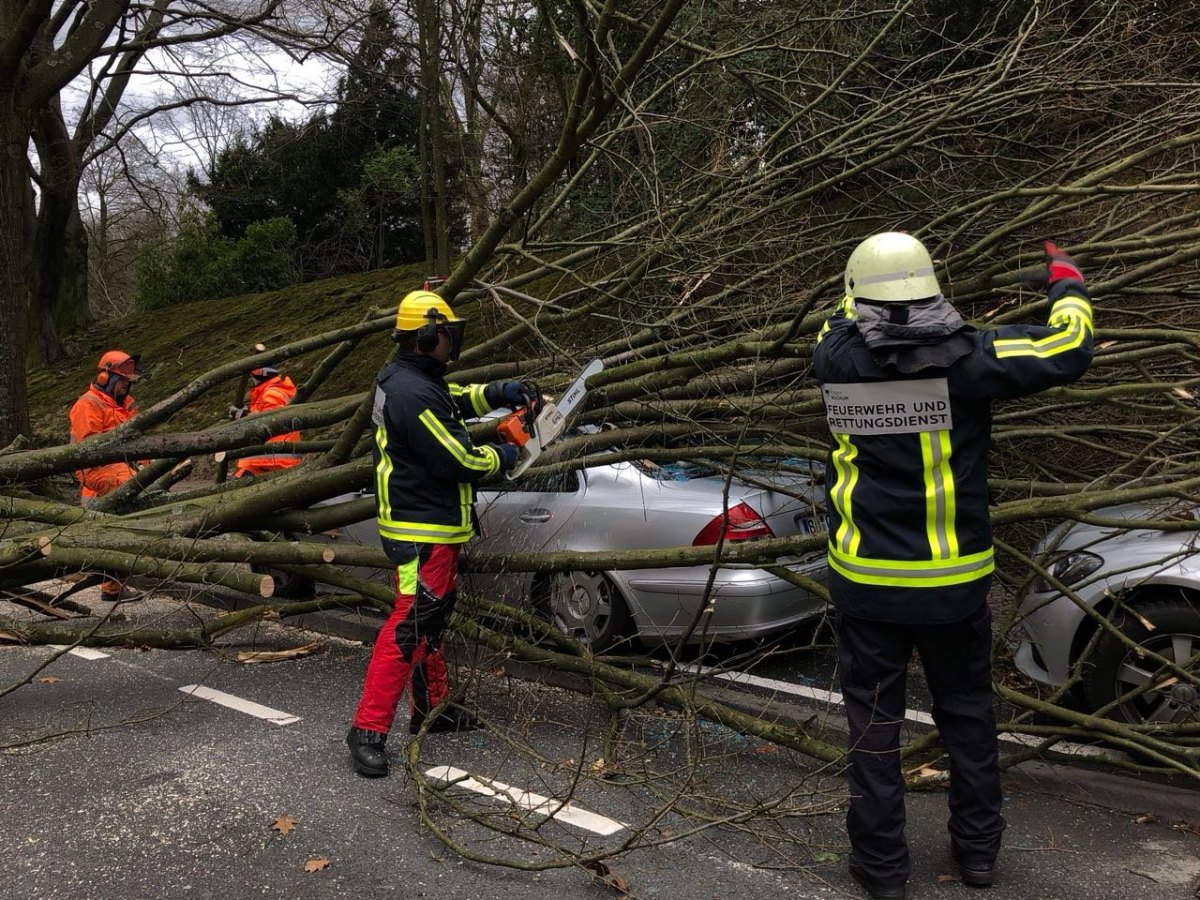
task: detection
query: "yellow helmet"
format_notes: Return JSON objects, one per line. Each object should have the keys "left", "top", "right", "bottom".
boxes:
{"left": 394, "top": 290, "right": 467, "bottom": 360}
{"left": 394, "top": 290, "right": 462, "bottom": 331}
{"left": 845, "top": 232, "right": 942, "bottom": 303}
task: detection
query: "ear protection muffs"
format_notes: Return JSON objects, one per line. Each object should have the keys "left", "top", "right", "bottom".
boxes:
{"left": 416, "top": 308, "right": 443, "bottom": 352}
{"left": 96, "top": 368, "right": 110, "bottom": 387}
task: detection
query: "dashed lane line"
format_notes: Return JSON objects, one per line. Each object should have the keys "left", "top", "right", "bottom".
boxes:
{"left": 48, "top": 645, "right": 111, "bottom": 661}
{"left": 42, "top": 647, "right": 302, "bottom": 726}
{"left": 694, "top": 665, "right": 1117, "bottom": 760}
{"left": 178, "top": 684, "right": 301, "bottom": 726}
{"left": 426, "top": 765, "right": 627, "bottom": 836}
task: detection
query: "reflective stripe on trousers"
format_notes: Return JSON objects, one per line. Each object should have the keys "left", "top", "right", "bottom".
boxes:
{"left": 352, "top": 543, "right": 460, "bottom": 734}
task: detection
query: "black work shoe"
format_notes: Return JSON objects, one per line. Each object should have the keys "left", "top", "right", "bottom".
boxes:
{"left": 408, "top": 708, "right": 481, "bottom": 735}
{"left": 848, "top": 859, "right": 910, "bottom": 900}
{"left": 951, "top": 845, "right": 996, "bottom": 888}
{"left": 346, "top": 727, "right": 389, "bottom": 777}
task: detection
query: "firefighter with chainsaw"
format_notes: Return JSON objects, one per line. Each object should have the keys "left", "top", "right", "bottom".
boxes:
{"left": 346, "top": 289, "right": 534, "bottom": 778}
{"left": 69, "top": 350, "right": 147, "bottom": 602}
{"left": 228, "top": 367, "right": 302, "bottom": 477}
{"left": 813, "top": 234, "right": 1093, "bottom": 899}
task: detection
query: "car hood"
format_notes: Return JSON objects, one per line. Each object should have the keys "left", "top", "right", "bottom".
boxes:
{"left": 1037, "top": 500, "right": 1200, "bottom": 557}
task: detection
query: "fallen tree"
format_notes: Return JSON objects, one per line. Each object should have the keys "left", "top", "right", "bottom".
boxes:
{"left": 3, "top": 2, "right": 1200, "bottom": 858}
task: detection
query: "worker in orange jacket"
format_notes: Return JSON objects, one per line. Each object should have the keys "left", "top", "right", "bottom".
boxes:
{"left": 229, "top": 367, "right": 302, "bottom": 477}
{"left": 69, "top": 350, "right": 145, "bottom": 602}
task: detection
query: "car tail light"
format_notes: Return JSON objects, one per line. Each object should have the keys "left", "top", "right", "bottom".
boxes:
{"left": 692, "top": 501, "right": 775, "bottom": 546}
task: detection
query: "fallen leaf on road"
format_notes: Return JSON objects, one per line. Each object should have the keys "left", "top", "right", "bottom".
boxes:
{"left": 237, "top": 641, "right": 323, "bottom": 665}
{"left": 272, "top": 816, "right": 298, "bottom": 835}
{"left": 584, "top": 859, "right": 631, "bottom": 895}
{"left": 937, "top": 872, "right": 959, "bottom": 883}
{"left": 38, "top": 675, "right": 61, "bottom": 684}
{"left": 1135, "top": 812, "right": 1157, "bottom": 825}
{"left": 303, "top": 857, "right": 330, "bottom": 873}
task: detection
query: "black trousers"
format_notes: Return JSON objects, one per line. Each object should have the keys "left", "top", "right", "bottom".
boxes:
{"left": 834, "top": 601, "right": 1005, "bottom": 885}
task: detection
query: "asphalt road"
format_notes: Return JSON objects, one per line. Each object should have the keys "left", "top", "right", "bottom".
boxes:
{"left": 1, "top": 587, "right": 1198, "bottom": 900}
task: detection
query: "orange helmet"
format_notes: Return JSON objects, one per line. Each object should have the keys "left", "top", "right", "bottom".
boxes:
{"left": 250, "top": 366, "right": 280, "bottom": 382}
{"left": 97, "top": 350, "right": 144, "bottom": 383}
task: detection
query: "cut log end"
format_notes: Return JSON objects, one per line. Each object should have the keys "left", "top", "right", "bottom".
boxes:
{"left": 37, "top": 535, "right": 52, "bottom": 554}
{"left": 258, "top": 575, "right": 274, "bottom": 598}
{"left": 214, "top": 451, "right": 227, "bottom": 463}
{"left": 321, "top": 548, "right": 335, "bottom": 563}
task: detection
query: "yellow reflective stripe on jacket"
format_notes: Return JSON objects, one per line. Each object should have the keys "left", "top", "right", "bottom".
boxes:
{"left": 817, "top": 295, "right": 857, "bottom": 344}
{"left": 466, "top": 383, "right": 489, "bottom": 417}
{"left": 830, "top": 432, "right": 861, "bottom": 554}
{"left": 377, "top": 517, "right": 474, "bottom": 544}
{"left": 374, "top": 424, "right": 394, "bottom": 522}
{"left": 827, "top": 544, "right": 994, "bottom": 587}
{"left": 418, "top": 408, "right": 498, "bottom": 473}
{"left": 919, "top": 429, "right": 958, "bottom": 559}
{"left": 448, "top": 383, "right": 491, "bottom": 418}
{"left": 1048, "top": 296, "right": 1093, "bottom": 330}
{"left": 993, "top": 295, "right": 1093, "bottom": 359}
{"left": 378, "top": 482, "right": 474, "bottom": 544}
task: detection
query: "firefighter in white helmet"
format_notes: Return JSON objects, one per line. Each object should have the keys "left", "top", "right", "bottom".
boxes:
{"left": 814, "top": 233, "right": 1094, "bottom": 899}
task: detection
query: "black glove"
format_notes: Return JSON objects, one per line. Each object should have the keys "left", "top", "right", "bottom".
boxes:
{"left": 493, "top": 442, "right": 519, "bottom": 472}
{"left": 228, "top": 405, "right": 247, "bottom": 420}
{"left": 491, "top": 380, "right": 536, "bottom": 408}
{"left": 1045, "top": 240, "right": 1085, "bottom": 287}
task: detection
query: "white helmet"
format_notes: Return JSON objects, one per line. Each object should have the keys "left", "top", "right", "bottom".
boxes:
{"left": 844, "top": 232, "right": 942, "bottom": 303}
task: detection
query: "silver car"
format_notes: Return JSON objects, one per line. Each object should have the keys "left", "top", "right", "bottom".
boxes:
{"left": 1015, "top": 500, "right": 1200, "bottom": 726}
{"left": 329, "top": 456, "right": 828, "bottom": 651}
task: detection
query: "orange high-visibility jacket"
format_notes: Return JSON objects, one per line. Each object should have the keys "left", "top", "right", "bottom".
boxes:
{"left": 235, "top": 375, "right": 302, "bottom": 477}
{"left": 68, "top": 385, "right": 139, "bottom": 498}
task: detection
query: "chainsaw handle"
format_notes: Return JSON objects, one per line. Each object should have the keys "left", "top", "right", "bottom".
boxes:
{"left": 497, "top": 410, "right": 532, "bottom": 447}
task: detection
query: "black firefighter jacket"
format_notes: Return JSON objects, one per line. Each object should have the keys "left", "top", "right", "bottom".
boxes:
{"left": 371, "top": 352, "right": 508, "bottom": 546}
{"left": 812, "top": 280, "right": 1094, "bottom": 624}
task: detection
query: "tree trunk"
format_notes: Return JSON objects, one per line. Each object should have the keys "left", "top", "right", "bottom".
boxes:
{"left": 416, "top": 0, "right": 450, "bottom": 273}
{"left": 0, "top": 107, "right": 33, "bottom": 446}
{"left": 29, "top": 102, "right": 92, "bottom": 366}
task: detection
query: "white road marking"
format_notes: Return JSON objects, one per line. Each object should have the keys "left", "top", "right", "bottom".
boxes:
{"left": 426, "top": 765, "right": 627, "bottom": 836}
{"left": 49, "top": 645, "right": 111, "bottom": 660}
{"left": 178, "top": 684, "right": 301, "bottom": 725}
{"left": 692, "top": 666, "right": 1117, "bottom": 760}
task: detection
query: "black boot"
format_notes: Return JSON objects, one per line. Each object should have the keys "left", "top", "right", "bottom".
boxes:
{"left": 408, "top": 708, "right": 481, "bottom": 735}
{"left": 346, "top": 727, "right": 389, "bottom": 777}
{"left": 848, "top": 859, "right": 910, "bottom": 900}
{"left": 951, "top": 844, "right": 996, "bottom": 888}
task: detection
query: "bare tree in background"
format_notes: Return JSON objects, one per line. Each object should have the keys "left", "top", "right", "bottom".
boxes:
{"left": 0, "top": 0, "right": 347, "bottom": 446}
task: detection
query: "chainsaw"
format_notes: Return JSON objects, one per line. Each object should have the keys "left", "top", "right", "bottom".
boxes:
{"left": 496, "top": 359, "right": 603, "bottom": 479}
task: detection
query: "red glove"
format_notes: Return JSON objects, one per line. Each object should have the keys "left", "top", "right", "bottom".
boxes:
{"left": 1045, "top": 241, "right": 1084, "bottom": 286}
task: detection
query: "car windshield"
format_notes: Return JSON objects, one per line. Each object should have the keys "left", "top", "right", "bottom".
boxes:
{"left": 632, "top": 456, "right": 822, "bottom": 484}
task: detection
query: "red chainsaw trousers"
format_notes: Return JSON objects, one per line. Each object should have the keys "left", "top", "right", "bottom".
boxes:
{"left": 352, "top": 543, "right": 460, "bottom": 734}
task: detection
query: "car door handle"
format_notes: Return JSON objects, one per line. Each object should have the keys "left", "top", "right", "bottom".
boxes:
{"left": 520, "top": 509, "right": 552, "bottom": 524}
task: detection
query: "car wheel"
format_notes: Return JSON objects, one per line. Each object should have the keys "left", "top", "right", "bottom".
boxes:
{"left": 265, "top": 568, "right": 316, "bottom": 600}
{"left": 249, "top": 561, "right": 316, "bottom": 600}
{"left": 535, "top": 571, "right": 630, "bottom": 652}
{"left": 1083, "top": 599, "right": 1200, "bottom": 725}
